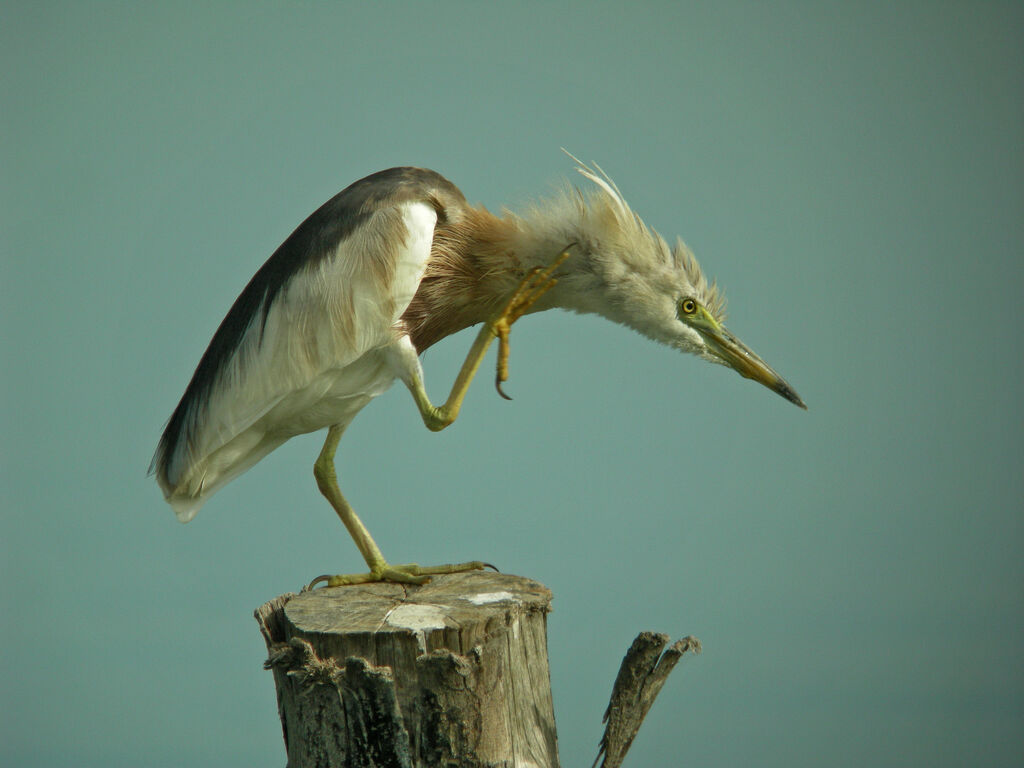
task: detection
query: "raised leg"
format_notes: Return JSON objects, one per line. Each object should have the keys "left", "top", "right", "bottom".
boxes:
{"left": 405, "top": 249, "right": 570, "bottom": 427}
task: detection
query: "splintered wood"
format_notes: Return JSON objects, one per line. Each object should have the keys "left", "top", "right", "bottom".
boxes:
{"left": 593, "top": 633, "right": 702, "bottom": 768}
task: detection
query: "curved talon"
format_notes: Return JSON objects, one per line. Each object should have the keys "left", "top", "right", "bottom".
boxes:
{"left": 496, "top": 374, "right": 512, "bottom": 400}
{"left": 305, "top": 574, "right": 331, "bottom": 591}
{"left": 482, "top": 562, "right": 500, "bottom": 572}
{"left": 490, "top": 250, "right": 571, "bottom": 402}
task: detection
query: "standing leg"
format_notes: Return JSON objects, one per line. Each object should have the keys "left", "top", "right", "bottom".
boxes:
{"left": 308, "top": 250, "right": 568, "bottom": 589}
{"left": 308, "top": 424, "right": 486, "bottom": 588}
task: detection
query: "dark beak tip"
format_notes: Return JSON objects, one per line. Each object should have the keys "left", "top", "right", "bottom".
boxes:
{"left": 776, "top": 384, "right": 807, "bottom": 410}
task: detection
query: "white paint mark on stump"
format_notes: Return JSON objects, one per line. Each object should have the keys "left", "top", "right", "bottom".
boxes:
{"left": 384, "top": 603, "right": 451, "bottom": 655}
{"left": 385, "top": 603, "right": 449, "bottom": 630}
{"left": 467, "top": 591, "right": 517, "bottom": 605}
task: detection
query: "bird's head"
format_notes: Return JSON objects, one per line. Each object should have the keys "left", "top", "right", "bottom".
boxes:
{"left": 545, "top": 157, "right": 806, "bottom": 409}
{"left": 668, "top": 283, "right": 806, "bottom": 409}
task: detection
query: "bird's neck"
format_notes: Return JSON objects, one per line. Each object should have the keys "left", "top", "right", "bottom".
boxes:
{"left": 404, "top": 202, "right": 611, "bottom": 352}
{"left": 402, "top": 205, "right": 553, "bottom": 351}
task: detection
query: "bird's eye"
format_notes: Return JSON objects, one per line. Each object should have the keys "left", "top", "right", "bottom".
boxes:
{"left": 679, "top": 298, "right": 697, "bottom": 316}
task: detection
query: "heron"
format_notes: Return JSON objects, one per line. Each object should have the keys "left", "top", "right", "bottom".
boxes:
{"left": 152, "top": 156, "right": 805, "bottom": 588}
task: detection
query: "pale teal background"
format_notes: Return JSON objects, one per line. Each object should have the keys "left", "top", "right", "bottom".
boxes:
{"left": 2, "top": 2, "right": 1021, "bottom": 766}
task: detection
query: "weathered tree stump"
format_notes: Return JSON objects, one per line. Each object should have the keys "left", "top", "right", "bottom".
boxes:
{"left": 256, "top": 571, "right": 701, "bottom": 767}
{"left": 256, "top": 571, "right": 558, "bottom": 768}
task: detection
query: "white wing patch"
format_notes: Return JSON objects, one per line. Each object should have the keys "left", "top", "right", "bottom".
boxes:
{"left": 163, "top": 201, "right": 437, "bottom": 518}
{"left": 391, "top": 202, "right": 435, "bottom": 317}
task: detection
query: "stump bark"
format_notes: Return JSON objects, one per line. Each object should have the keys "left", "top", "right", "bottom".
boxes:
{"left": 256, "top": 571, "right": 558, "bottom": 768}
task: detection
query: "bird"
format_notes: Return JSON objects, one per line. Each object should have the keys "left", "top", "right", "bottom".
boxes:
{"left": 151, "top": 156, "right": 805, "bottom": 588}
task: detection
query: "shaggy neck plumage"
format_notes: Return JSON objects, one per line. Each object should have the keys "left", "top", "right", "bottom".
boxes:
{"left": 402, "top": 182, "right": 688, "bottom": 353}
{"left": 402, "top": 199, "right": 603, "bottom": 351}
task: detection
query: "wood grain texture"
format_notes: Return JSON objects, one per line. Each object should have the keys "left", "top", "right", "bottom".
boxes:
{"left": 256, "top": 571, "right": 558, "bottom": 768}
{"left": 593, "top": 633, "right": 702, "bottom": 768}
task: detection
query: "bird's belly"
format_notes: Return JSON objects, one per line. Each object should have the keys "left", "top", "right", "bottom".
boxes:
{"left": 264, "top": 347, "right": 398, "bottom": 437}
{"left": 165, "top": 346, "right": 401, "bottom": 522}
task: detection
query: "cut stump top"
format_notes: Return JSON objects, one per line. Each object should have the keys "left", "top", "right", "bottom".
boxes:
{"left": 281, "top": 571, "right": 552, "bottom": 657}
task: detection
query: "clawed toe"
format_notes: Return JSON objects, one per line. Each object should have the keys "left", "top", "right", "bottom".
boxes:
{"left": 305, "top": 560, "right": 488, "bottom": 590}
{"left": 493, "top": 250, "right": 571, "bottom": 398}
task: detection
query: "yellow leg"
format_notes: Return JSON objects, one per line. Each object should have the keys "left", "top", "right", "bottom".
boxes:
{"left": 308, "top": 425, "right": 488, "bottom": 588}
{"left": 308, "top": 250, "right": 568, "bottom": 590}
{"left": 407, "top": 249, "right": 570, "bottom": 426}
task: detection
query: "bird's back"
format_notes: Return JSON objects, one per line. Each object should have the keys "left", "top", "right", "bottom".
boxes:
{"left": 153, "top": 168, "right": 468, "bottom": 521}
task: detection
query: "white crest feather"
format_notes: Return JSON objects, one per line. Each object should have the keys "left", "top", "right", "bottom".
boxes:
{"left": 561, "top": 149, "right": 630, "bottom": 222}
{"left": 558, "top": 148, "right": 725, "bottom": 320}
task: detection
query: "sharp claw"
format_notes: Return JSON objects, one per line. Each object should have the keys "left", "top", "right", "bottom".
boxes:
{"left": 482, "top": 562, "right": 500, "bottom": 572}
{"left": 496, "top": 372, "right": 512, "bottom": 400}
{"left": 488, "top": 249, "right": 571, "bottom": 403}
{"left": 305, "top": 574, "right": 330, "bottom": 591}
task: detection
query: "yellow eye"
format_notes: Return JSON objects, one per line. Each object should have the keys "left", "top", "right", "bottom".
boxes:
{"left": 680, "top": 298, "right": 697, "bottom": 315}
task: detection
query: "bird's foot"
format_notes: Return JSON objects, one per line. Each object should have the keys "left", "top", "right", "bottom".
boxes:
{"left": 304, "top": 560, "right": 494, "bottom": 590}
{"left": 493, "top": 250, "right": 571, "bottom": 399}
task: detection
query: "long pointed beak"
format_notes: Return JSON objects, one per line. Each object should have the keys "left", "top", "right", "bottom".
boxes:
{"left": 700, "top": 325, "right": 807, "bottom": 409}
